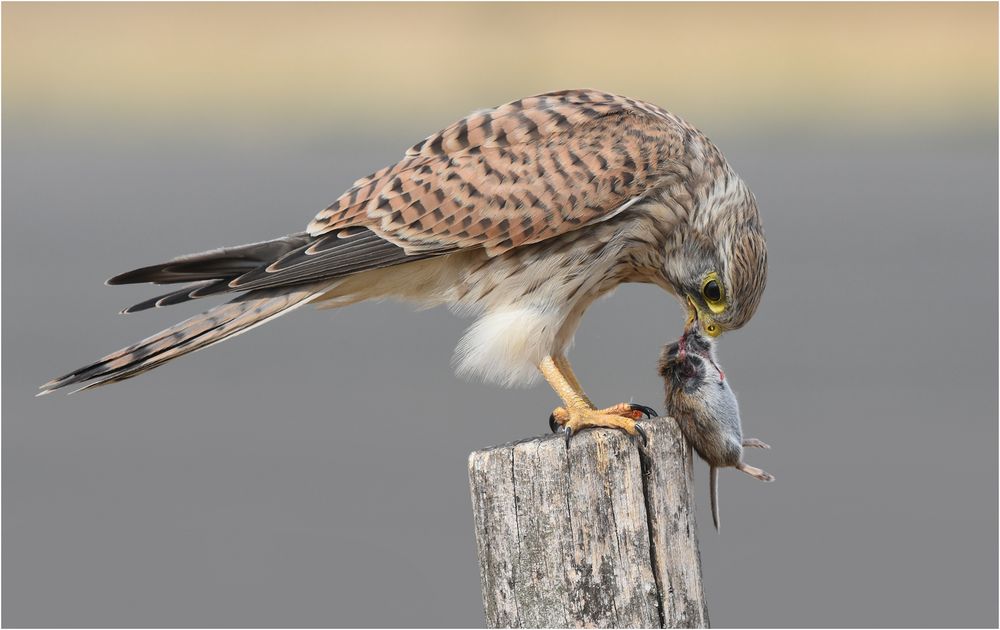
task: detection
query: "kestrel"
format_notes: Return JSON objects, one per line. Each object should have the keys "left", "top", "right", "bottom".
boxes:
{"left": 40, "top": 89, "right": 767, "bottom": 439}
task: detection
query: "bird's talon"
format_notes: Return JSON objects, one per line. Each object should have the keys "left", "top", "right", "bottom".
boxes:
{"left": 550, "top": 402, "right": 652, "bottom": 446}
{"left": 635, "top": 424, "right": 649, "bottom": 448}
{"left": 629, "top": 403, "right": 658, "bottom": 418}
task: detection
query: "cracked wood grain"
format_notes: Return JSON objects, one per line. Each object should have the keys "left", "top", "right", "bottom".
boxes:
{"left": 469, "top": 419, "right": 709, "bottom": 628}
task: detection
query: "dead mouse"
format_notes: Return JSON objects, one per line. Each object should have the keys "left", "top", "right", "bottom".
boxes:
{"left": 658, "top": 330, "right": 773, "bottom": 531}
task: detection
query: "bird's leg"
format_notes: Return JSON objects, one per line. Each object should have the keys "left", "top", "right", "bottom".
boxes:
{"left": 552, "top": 355, "right": 594, "bottom": 408}
{"left": 539, "top": 355, "right": 591, "bottom": 415}
{"left": 540, "top": 355, "right": 655, "bottom": 445}
{"left": 742, "top": 438, "right": 770, "bottom": 449}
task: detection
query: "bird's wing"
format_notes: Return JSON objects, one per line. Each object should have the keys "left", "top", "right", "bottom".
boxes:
{"left": 110, "top": 229, "right": 424, "bottom": 299}
{"left": 110, "top": 89, "right": 686, "bottom": 304}
{"left": 307, "top": 88, "right": 685, "bottom": 256}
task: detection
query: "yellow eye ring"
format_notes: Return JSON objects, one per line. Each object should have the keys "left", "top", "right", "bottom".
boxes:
{"left": 701, "top": 272, "right": 726, "bottom": 313}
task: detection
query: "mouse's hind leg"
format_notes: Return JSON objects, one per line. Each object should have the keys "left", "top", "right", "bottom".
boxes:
{"left": 742, "top": 438, "right": 770, "bottom": 449}
{"left": 737, "top": 462, "right": 775, "bottom": 482}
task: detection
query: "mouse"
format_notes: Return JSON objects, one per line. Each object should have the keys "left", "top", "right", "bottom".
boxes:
{"left": 657, "top": 329, "right": 773, "bottom": 531}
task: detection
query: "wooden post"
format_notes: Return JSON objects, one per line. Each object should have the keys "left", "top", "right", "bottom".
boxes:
{"left": 468, "top": 418, "right": 710, "bottom": 629}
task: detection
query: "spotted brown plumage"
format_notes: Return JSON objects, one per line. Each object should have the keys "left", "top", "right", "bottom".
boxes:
{"left": 40, "top": 88, "right": 767, "bottom": 424}
{"left": 308, "top": 90, "right": 692, "bottom": 255}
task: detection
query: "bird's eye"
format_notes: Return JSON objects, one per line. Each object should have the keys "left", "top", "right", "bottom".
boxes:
{"left": 702, "top": 275, "right": 724, "bottom": 305}
{"left": 703, "top": 280, "right": 721, "bottom": 302}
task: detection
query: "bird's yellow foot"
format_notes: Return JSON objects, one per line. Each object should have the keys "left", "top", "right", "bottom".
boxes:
{"left": 548, "top": 403, "right": 656, "bottom": 447}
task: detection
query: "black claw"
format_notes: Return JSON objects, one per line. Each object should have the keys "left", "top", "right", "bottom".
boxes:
{"left": 635, "top": 424, "right": 649, "bottom": 449}
{"left": 563, "top": 426, "right": 574, "bottom": 447}
{"left": 549, "top": 413, "right": 560, "bottom": 434}
{"left": 630, "top": 403, "right": 658, "bottom": 418}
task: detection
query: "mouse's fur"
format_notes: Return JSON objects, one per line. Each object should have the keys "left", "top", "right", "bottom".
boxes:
{"left": 658, "top": 330, "right": 773, "bottom": 531}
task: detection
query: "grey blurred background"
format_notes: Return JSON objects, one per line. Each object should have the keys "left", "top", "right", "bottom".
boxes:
{"left": 4, "top": 3, "right": 997, "bottom": 628}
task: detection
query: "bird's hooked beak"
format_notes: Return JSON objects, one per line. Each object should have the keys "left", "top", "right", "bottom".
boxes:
{"left": 682, "top": 296, "right": 726, "bottom": 382}
{"left": 684, "top": 296, "right": 698, "bottom": 331}
{"left": 685, "top": 296, "right": 722, "bottom": 338}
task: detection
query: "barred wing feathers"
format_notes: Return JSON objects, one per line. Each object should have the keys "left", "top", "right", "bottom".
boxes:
{"left": 308, "top": 89, "right": 687, "bottom": 255}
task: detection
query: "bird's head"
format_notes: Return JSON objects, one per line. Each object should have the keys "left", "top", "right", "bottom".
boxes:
{"left": 667, "top": 184, "right": 767, "bottom": 338}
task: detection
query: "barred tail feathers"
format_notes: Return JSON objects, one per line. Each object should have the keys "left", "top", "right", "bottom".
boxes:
{"left": 39, "top": 283, "right": 328, "bottom": 395}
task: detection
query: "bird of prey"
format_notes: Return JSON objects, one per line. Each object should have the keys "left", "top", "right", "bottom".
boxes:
{"left": 40, "top": 89, "right": 767, "bottom": 439}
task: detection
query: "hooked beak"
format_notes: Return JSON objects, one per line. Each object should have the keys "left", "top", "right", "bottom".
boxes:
{"left": 685, "top": 296, "right": 722, "bottom": 338}
{"left": 684, "top": 297, "right": 698, "bottom": 332}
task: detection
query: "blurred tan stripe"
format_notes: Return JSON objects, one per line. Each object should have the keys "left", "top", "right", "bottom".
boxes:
{"left": 3, "top": 2, "right": 997, "bottom": 131}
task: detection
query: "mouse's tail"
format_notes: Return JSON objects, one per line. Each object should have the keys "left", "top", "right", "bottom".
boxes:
{"left": 710, "top": 466, "right": 721, "bottom": 532}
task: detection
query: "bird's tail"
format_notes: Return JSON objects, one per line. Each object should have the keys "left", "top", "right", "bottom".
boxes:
{"left": 38, "top": 283, "right": 329, "bottom": 395}
{"left": 710, "top": 466, "right": 721, "bottom": 532}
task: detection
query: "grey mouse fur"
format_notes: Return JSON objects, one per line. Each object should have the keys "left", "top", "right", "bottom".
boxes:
{"left": 658, "top": 330, "right": 773, "bottom": 531}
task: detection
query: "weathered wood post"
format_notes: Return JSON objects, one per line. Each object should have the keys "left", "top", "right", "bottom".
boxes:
{"left": 468, "top": 418, "right": 709, "bottom": 628}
